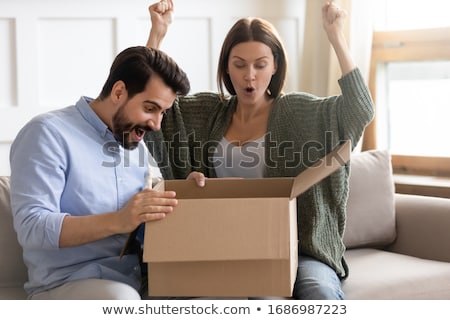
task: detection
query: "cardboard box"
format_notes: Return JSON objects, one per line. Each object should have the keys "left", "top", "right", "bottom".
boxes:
{"left": 143, "top": 140, "right": 351, "bottom": 297}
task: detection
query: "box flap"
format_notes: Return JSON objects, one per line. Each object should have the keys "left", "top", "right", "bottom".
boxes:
{"left": 290, "top": 140, "right": 351, "bottom": 199}
{"left": 155, "top": 178, "right": 295, "bottom": 199}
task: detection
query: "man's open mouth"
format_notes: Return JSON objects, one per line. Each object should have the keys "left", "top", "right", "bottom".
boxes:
{"left": 134, "top": 127, "right": 146, "bottom": 139}
{"left": 128, "top": 126, "right": 147, "bottom": 144}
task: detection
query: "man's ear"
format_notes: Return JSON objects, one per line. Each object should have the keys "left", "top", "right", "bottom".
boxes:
{"left": 111, "top": 80, "right": 127, "bottom": 103}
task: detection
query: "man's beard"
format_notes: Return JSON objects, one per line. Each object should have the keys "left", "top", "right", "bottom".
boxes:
{"left": 112, "top": 104, "right": 150, "bottom": 150}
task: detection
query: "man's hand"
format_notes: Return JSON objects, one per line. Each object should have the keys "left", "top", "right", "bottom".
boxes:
{"left": 117, "top": 189, "right": 178, "bottom": 232}
{"left": 59, "top": 189, "right": 177, "bottom": 248}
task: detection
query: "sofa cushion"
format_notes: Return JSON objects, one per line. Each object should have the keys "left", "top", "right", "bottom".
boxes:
{"left": 0, "top": 176, "right": 28, "bottom": 291}
{"left": 343, "top": 150, "right": 396, "bottom": 248}
{"left": 343, "top": 248, "right": 450, "bottom": 299}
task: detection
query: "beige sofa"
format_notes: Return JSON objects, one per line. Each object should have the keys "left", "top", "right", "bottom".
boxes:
{"left": 1, "top": 150, "right": 450, "bottom": 299}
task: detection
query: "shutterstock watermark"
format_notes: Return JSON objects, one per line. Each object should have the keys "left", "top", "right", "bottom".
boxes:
{"left": 100, "top": 131, "right": 348, "bottom": 170}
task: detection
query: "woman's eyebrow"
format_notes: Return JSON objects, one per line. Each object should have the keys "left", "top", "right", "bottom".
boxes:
{"left": 231, "top": 55, "right": 270, "bottom": 61}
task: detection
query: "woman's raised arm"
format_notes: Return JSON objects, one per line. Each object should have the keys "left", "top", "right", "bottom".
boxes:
{"left": 322, "top": 1, "right": 356, "bottom": 76}
{"left": 146, "top": 0, "right": 174, "bottom": 49}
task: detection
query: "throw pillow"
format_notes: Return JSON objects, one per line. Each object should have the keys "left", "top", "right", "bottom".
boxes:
{"left": 343, "top": 150, "right": 396, "bottom": 249}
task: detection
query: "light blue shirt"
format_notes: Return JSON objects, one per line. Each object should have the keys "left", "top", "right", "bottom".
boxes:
{"left": 10, "top": 96, "right": 150, "bottom": 296}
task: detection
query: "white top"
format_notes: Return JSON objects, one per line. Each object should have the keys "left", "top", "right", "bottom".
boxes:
{"left": 213, "top": 136, "right": 265, "bottom": 178}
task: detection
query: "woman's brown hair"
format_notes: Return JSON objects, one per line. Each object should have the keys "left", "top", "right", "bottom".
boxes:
{"left": 217, "top": 17, "right": 288, "bottom": 99}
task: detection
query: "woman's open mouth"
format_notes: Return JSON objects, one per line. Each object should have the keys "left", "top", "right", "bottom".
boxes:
{"left": 245, "top": 87, "right": 255, "bottom": 94}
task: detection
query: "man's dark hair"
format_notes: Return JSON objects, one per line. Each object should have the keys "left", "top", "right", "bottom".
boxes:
{"left": 99, "top": 46, "right": 190, "bottom": 100}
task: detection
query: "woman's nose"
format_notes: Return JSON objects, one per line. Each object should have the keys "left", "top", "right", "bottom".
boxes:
{"left": 244, "top": 66, "right": 256, "bottom": 81}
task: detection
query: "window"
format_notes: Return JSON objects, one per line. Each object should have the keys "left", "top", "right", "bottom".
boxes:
{"left": 369, "top": 26, "right": 450, "bottom": 176}
{"left": 366, "top": 1, "right": 450, "bottom": 175}
{"left": 381, "top": 60, "right": 450, "bottom": 157}
{"left": 374, "top": 0, "right": 450, "bottom": 31}
{"left": 366, "top": 1, "right": 450, "bottom": 197}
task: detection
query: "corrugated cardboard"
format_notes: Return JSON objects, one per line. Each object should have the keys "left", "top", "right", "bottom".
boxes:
{"left": 143, "top": 140, "right": 351, "bottom": 297}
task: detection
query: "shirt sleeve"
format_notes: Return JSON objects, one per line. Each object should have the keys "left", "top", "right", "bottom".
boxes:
{"left": 10, "top": 118, "right": 69, "bottom": 250}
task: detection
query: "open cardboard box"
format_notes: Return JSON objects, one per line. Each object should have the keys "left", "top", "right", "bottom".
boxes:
{"left": 142, "top": 140, "right": 351, "bottom": 297}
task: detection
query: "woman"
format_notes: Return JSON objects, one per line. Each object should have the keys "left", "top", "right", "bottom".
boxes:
{"left": 146, "top": 0, "right": 374, "bottom": 299}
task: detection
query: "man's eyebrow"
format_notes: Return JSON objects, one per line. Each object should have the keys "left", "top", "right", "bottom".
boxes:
{"left": 143, "top": 100, "right": 163, "bottom": 110}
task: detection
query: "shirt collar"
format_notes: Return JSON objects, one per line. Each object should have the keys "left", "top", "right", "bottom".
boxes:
{"left": 75, "top": 96, "right": 112, "bottom": 138}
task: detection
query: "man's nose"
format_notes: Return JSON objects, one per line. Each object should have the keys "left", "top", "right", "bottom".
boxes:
{"left": 146, "top": 114, "right": 162, "bottom": 131}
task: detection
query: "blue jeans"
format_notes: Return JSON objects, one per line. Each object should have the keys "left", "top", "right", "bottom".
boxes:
{"left": 292, "top": 255, "right": 344, "bottom": 300}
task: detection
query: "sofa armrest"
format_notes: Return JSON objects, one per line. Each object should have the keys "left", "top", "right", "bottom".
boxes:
{"left": 386, "top": 193, "right": 450, "bottom": 262}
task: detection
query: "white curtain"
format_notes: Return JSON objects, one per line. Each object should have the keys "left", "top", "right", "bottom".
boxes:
{"left": 299, "top": 0, "right": 376, "bottom": 96}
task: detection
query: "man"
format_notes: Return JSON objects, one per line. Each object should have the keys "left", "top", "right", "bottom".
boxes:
{"left": 10, "top": 46, "right": 190, "bottom": 299}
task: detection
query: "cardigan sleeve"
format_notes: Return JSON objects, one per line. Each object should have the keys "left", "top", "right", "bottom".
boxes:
{"left": 276, "top": 68, "right": 374, "bottom": 153}
{"left": 336, "top": 68, "right": 375, "bottom": 147}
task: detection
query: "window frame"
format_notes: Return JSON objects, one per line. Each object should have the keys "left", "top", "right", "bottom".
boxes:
{"left": 364, "top": 27, "right": 450, "bottom": 177}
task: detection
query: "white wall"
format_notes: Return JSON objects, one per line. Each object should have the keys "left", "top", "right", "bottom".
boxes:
{"left": 0, "top": 0, "right": 306, "bottom": 175}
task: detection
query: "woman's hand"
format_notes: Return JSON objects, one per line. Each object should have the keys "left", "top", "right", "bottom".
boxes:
{"left": 322, "top": 1, "right": 347, "bottom": 45}
{"left": 146, "top": 0, "right": 174, "bottom": 49}
{"left": 187, "top": 171, "right": 206, "bottom": 187}
{"left": 321, "top": 1, "right": 355, "bottom": 75}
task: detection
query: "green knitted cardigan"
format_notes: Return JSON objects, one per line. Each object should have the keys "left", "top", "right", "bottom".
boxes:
{"left": 144, "top": 68, "right": 374, "bottom": 278}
